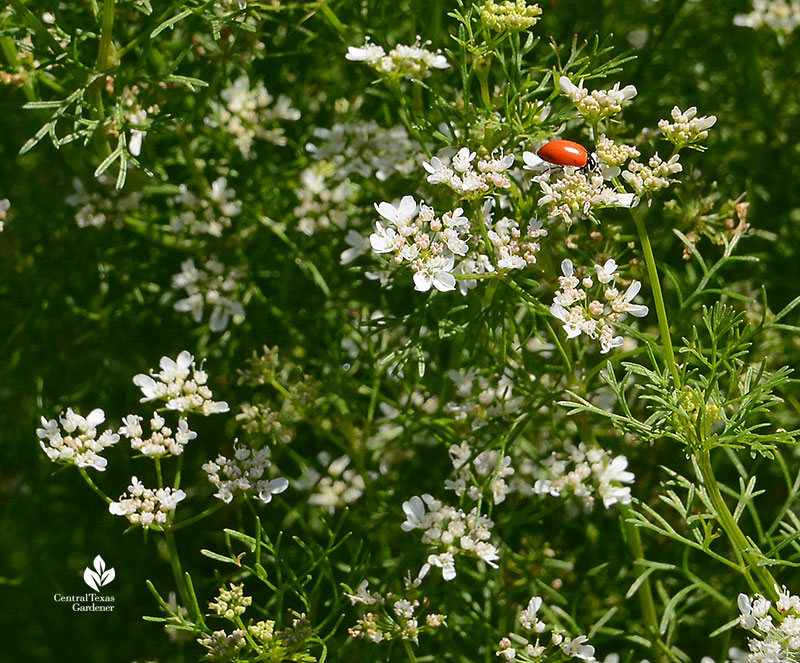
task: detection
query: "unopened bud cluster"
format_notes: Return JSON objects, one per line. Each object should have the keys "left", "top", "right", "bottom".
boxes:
{"left": 478, "top": 0, "right": 542, "bottom": 31}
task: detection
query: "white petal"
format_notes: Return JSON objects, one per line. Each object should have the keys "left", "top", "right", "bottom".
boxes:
{"left": 432, "top": 271, "right": 456, "bottom": 292}
{"left": 413, "top": 271, "right": 432, "bottom": 292}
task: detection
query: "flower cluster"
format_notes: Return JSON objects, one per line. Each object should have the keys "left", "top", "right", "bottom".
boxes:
{"left": 369, "top": 195, "right": 467, "bottom": 292}
{"left": 346, "top": 580, "right": 447, "bottom": 644}
{"left": 171, "top": 258, "right": 246, "bottom": 332}
{"left": 445, "top": 441, "right": 516, "bottom": 504}
{"left": 308, "top": 454, "right": 366, "bottom": 511}
{"left": 197, "top": 629, "right": 245, "bottom": 660}
{"left": 456, "top": 201, "right": 548, "bottom": 293}
{"left": 118, "top": 412, "right": 197, "bottom": 458}
{"left": 519, "top": 442, "right": 635, "bottom": 509}
{"left": 658, "top": 106, "right": 717, "bottom": 149}
{"left": 133, "top": 350, "right": 230, "bottom": 415}
{"left": 401, "top": 494, "right": 500, "bottom": 581}
{"left": 37, "top": 408, "right": 119, "bottom": 471}
{"left": 550, "top": 258, "right": 648, "bottom": 353}
{"left": 65, "top": 176, "right": 141, "bottom": 229}
{"left": 108, "top": 476, "right": 186, "bottom": 529}
{"left": 305, "top": 121, "right": 418, "bottom": 181}
{"left": 206, "top": 76, "right": 300, "bottom": 158}
{"left": 595, "top": 135, "right": 640, "bottom": 176}
{"left": 497, "top": 596, "right": 596, "bottom": 661}
{"left": 622, "top": 153, "right": 683, "bottom": 197}
{"left": 170, "top": 177, "right": 241, "bottom": 236}
{"left": 558, "top": 76, "right": 637, "bottom": 123}
{"left": 202, "top": 443, "right": 289, "bottom": 504}
{"left": 738, "top": 585, "right": 800, "bottom": 661}
{"left": 293, "top": 167, "right": 354, "bottom": 235}
{"left": 478, "top": 0, "right": 542, "bottom": 31}
{"left": 346, "top": 38, "right": 449, "bottom": 78}
{"left": 423, "top": 147, "right": 515, "bottom": 196}
{"left": 444, "top": 368, "right": 524, "bottom": 427}
{"left": 523, "top": 154, "right": 635, "bottom": 224}
{"left": 734, "top": 0, "right": 800, "bottom": 33}
{"left": 210, "top": 584, "right": 253, "bottom": 620}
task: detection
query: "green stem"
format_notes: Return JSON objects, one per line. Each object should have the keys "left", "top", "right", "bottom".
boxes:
{"left": 631, "top": 205, "right": 679, "bottom": 385}
{"left": 173, "top": 501, "right": 224, "bottom": 531}
{"left": 619, "top": 503, "right": 668, "bottom": 663}
{"left": 402, "top": 640, "right": 418, "bottom": 663}
{"left": 79, "top": 467, "right": 112, "bottom": 503}
{"left": 88, "top": 0, "right": 117, "bottom": 157}
{"left": 154, "top": 457, "right": 163, "bottom": 488}
{"left": 163, "top": 526, "right": 197, "bottom": 621}
{"left": 696, "top": 450, "right": 778, "bottom": 600}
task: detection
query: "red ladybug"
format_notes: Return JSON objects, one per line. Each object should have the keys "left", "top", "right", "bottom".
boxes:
{"left": 537, "top": 140, "right": 589, "bottom": 168}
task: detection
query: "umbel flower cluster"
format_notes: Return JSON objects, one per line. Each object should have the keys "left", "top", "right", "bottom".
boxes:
{"left": 202, "top": 444, "right": 290, "bottom": 504}
{"left": 401, "top": 494, "right": 500, "bottom": 581}
{"left": 734, "top": 0, "right": 800, "bottom": 33}
{"left": 346, "top": 38, "right": 449, "bottom": 78}
{"left": 550, "top": 258, "right": 649, "bottom": 354}
{"left": 205, "top": 76, "right": 301, "bottom": 158}
{"left": 171, "top": 258, "right": 246, "bottom": 333}
{"left": 497, "top": 596, "right": 596, "bottom": 661}
{"left": 118, "top": 412, "right": 197, "bottom": 458}
{"left": 738, "top": 585, "right": 800, "bottom": 661}
{"left": 109, "top": 476, "right": 186, "bottom": 529}
{"left": 445, "top": 441, "right": 516, "bottom": 504}
{"left": 133, "top": 350, "right": 230, "bottom": 415}
{"left": 519, "top": 442, "right": 635, "bottom": 509}
{"left": 36, "top": 408, "right": 119, "bottom": 471}
{"left": 346, "top": 580, "right": 447, "bottom": 643}
{"left": 478, "top": 0, "right": 542, "bottom": 31}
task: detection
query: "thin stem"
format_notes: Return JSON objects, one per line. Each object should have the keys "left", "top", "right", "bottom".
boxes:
{"left": 631, "top": 205, "right": 679, "bottom": 385}
{"left": 88, "top": 0, "right": 117, "bottom": 157}
{"left": 154, "top": 457, "right": 164, "bottom": 488}
{"left": 619, "top": 503, "right": 668, "bottom": 663}
{"left": 696, "top": 450, "right": 778, "bottom": 600}
{"left": 578, "top": 415, "right": 667, "bottom": 663}
{"left": 402, "top": 640, "right": 418, "bottom": 663}
{"left": 79, "top": 467, "right": 112, "bottom": 503}
{"left": 163, "top": 526, "right": 197, "bottom": 621}
{"left": 173, "top": 501, "right": 225, "bottom": 531}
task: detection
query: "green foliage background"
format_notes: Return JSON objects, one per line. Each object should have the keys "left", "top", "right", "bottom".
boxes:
{"left": 2, "top": 1, "right": 800, "bottom": 661}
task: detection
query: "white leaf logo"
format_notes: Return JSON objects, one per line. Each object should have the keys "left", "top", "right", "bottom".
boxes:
{"left": 83, "top": 555, "right": 115, "bottom": 591}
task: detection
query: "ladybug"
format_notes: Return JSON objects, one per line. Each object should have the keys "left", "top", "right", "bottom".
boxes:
{"left": 537, "top": 139, "right": 589, "bottom": 168}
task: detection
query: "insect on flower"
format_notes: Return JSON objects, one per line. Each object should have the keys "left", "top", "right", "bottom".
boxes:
{"left": 537, "top": 139, "right": 590, "bottom": 168}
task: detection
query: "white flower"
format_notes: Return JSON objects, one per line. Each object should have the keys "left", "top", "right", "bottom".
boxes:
{"left": 36, "top": 407, "right": 119, "bottom": 471}
{"left": 452, "top": 147, "right": 476, "bottom": 173}
{"left": 594, "top": 259, "right": 618, "bottom": 284}
{"left": 203, "top": 444, "right": 289, "bottom": 504}
{"left": 612, "top": 281, "right": 649, "bottom": 317}
{"left": 561, "top": 635, "right": 595, "bottom": 660}
{"left": 346, "top": 580, "right": 382, "bottom": 606}
{"left": 340, "top": 229, "right": 370, "bottom": 265}
{"left": 402, "top": 495, "right": 428, "bottom": 531}
{"left": 109, "top": 476, "right": 186, "bottom": 529}
{"left": 427, "top": 552, "right": 457, "bottom": 581}
{"left": 413, "top": 254, "right": 456, "bottom": 292}
{"left": 369, "top": 221, "right": 401, "bottom": 254}
{"left": 375, "top": 195, "right": 417, "bottom": 226}
{"left": 133, "top": 350, "right": 229, "bottom": 415}
{"left": 345, "top": 41, "right": 386, "bottom": 65}
{"left": 520, "top": 596, "right": 546, "bottom": 632}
